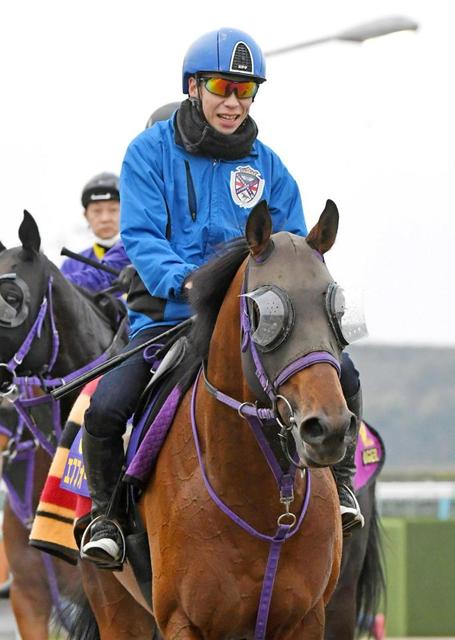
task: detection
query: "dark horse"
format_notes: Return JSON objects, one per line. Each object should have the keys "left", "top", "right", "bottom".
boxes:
{"left": 72, "top": 199, "right": 383, "bottom": 639}
{"left": 325, "top": 481, "right": 384, "bottom": 639}
{"left": 0, "top": 211, "right": 126, "bottom": 639}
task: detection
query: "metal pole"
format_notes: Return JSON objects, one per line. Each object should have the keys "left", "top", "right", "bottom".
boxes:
{"left": 60, "top": 247, "right": 121, "bottom": 276}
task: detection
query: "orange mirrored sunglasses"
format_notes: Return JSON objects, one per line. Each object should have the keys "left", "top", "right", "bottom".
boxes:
{"left": 200, "top": 76, "right": 259, "bottom": 99}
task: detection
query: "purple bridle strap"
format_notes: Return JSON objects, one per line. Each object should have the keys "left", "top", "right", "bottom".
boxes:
{"left": 275, "top": 351, "right": 340, "bottom": 387}
{"left": 202, "top": 366, "right": 274, "bottom": 420}
{"left": 254, "top": 525, "right": 290, "bottom": 640}
{"left": 192, "top": 368, "right": 311, "bottom": 639}
{"left": 0, "top": 423, "right": 11, "bottom": 437}
{"left": 202, "top": 366, "right": 284, "bottom": 484}
{"left": 240, "top": 294, "right": 275, "bottom": 401}
{"left": 240, "top": 293, "right": 341, "bottom": 407}
{"left": 1, "top": 430, "right": 37, "bottom": 527}
{"left": 192, "top": 370, "right": 311, "bottom": 540}
{"left": 13, "top": 396, "right": 59, "bottom": 458}
{"left": 6, "top": 277, "right": 59, "bottom": 372}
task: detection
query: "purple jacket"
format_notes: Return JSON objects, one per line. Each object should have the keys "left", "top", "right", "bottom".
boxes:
{"left": 60, "top": 242, "right": 130, "bottom": 292}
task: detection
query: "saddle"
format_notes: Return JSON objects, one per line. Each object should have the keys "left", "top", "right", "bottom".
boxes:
{"left": 133, "top": 336, "right": 188, "bottom": 427}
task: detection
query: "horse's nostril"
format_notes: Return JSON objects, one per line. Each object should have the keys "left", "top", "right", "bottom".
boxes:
{"left": 301, "top": 417, "right": 325, "bottom": 442}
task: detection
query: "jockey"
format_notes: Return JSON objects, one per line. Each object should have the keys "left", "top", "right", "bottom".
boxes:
{"left": 81, "top": 28, "right": 363, "bottom": 567}
{"left": 60, "top": 172, "right": 126, "bottom": 291}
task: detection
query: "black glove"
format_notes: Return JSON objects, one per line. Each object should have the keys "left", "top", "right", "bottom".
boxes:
{"left": 114, "top": 264, "right": 136, "bottom": 294}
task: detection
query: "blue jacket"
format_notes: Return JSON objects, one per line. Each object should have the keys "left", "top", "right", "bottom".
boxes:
{"left": 120, "top": 117, "right": 307, "bottom": 337}
{"left": 60, "top": 242, "right": 130, "bottom": 292}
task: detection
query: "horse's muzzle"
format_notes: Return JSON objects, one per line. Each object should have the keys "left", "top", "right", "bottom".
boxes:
{"left": 298, "top": 409, "right": 356, "bottom": 466}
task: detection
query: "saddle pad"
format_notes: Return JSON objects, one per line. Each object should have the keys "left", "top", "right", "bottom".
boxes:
{"left": 353, "top": 421, "right": 385, "bottom": 492}
{"left": 124, "top": 385, "right": 183, "bottom": 487}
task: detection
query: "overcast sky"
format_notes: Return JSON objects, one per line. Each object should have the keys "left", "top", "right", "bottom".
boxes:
{"left": 1, "top": 1, "right": 453, "bottom": 347}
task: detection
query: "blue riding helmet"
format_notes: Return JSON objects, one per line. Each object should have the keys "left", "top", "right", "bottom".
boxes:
{"left": 182, "top": 28, "right": 266, "bottom": 94}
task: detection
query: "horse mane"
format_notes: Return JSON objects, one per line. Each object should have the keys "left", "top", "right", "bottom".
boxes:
{"left": 72, "top": 283, "right": 121, "bottom": 326}
{"left": 158, "top": 238, "right": 249, "bottom": 398}
{"left": 47, "top": 260, "right": 124, "bottom": 331}
{"left": 187, "top": 238, "right": 249, "bottom": 360}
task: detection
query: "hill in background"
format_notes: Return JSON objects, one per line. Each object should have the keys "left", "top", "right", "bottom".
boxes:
{"left": 349, "top": 344, "right": 455, "bottom": 477}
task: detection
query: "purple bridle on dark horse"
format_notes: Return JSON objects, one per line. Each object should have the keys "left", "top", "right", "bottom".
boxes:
{"left": 0, "top": 276, "right": 126, "bottom": 459}
{"left": 192, "top": 269, "right": 341, "bottom": 639}
{"left": 0, "top": 274, "right": 126, "bottom": 618}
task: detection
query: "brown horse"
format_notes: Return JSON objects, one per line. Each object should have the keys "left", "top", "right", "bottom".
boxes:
{"left": 74, "top": 199, "right": 362, "bottom": 639}
{"left": 0, "top": 212, "right": 126, "bottom": 639}
{"left": 1, "top": 407, "right": 77, "bottom": 640}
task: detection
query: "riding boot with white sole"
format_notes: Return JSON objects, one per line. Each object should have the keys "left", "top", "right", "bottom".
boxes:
{"left": 80, "top": 429, "right": 126, "bottom": 568}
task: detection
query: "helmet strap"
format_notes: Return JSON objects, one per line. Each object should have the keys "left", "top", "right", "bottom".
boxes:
{"left": 190, "top": 79, "right": 207, "bottom": 121}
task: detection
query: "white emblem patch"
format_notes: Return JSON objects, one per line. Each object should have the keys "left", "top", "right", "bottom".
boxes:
{"left": 230, "top": 166, "right": 265, "bottom": 208}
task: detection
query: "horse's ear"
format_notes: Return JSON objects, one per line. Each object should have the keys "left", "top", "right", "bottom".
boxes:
{"left": 19, "top": 210, "right": 41, "bottom": 254}
{"left": 0, "top": 240, "right": 6, "bottom": 253}
{"left": 305, "top": 199, "right": 339, "bottom": 254}
{"left": 245, "top": 200, "right": 272, "bottom": 258}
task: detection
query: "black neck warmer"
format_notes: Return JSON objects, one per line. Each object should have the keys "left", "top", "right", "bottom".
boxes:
{"left": 175, "top": 98, "right": 258, "bottom": 160}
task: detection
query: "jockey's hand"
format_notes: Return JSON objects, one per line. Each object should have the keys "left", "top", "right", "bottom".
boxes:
{"left": 114, "top": 265, "right": 136, "bottom": 293}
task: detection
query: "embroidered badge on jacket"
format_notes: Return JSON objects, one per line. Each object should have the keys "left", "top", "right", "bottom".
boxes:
{"left": 230, "top": 166, "right": 265, "bottom": 208}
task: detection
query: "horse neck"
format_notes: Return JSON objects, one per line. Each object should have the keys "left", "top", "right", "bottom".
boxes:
{"left": 49, "top": 266, "right": 115, "bottom": 375}
{"left": 201, "top": 266, "right": 283, "bottom": 512}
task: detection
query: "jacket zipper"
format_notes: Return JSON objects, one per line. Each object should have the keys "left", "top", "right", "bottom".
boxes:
{"left": 184, "top": 160, "right": 197, "bottom": 221}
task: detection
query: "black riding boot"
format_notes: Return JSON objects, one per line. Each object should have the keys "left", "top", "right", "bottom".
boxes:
{"left": 333, "top": 386, "right": 365, "bottom": 534}
{"left": 80, "top": 429, "right": 126, "bottom": 568}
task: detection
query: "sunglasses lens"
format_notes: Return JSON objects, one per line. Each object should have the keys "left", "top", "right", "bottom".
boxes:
{"left": 203, "top": 77, "right": 258, "bottom": 99}
{"left": 204, "top": 77, "right": 230, "bottom": 96}
{"left": 236, "top": 81, "right": 258, "bottom": 98}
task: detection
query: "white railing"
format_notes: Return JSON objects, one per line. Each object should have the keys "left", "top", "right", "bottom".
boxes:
{"left": 377, "top": 481, "right": 455, "bottom": 520}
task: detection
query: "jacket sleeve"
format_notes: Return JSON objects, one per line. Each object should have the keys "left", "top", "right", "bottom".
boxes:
{"left": 62, "top": 261, "right": 113, "bottom": 291}
{"left": 268, "top": 154, "right": 307, "bottom": 237}
{"left": 120, "top": 136, "right": 198, "bottom": 300}
{"left": 60, "top": 242, "right": 130, "bottom": 292}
